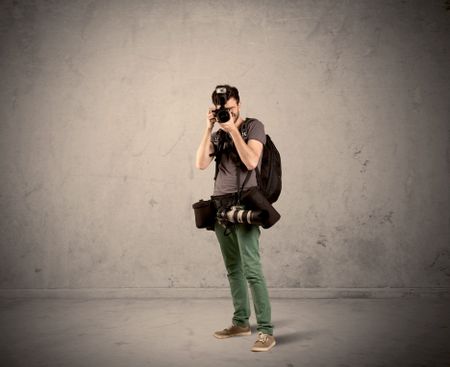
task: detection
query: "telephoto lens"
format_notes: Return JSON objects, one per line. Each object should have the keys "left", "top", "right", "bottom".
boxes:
{"left": 217, "top": 206, "right": 267, "bottom": 226}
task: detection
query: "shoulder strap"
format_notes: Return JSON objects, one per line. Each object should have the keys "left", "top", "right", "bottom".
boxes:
{"left": 236, "top": 166, "right": 252, "bottom": 203}
{"left": 240, "top": 118, "right": 252, "bottom": 141}
{"left": 255, "top": 166, "right": 261, "bottom": 190}
{"left": 212, "top": 130, "right": 226, "bottom": 181}
{"left": 236, "top": 118, "right": 254, "bottom": 201}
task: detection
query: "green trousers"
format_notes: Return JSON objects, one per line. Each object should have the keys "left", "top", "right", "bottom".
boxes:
{"left": 214, "top": 222, "right": 273, "bottom": 335}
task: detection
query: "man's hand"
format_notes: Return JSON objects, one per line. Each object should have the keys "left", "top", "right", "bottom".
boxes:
{"left": 206, "top": 107, "right": 217, "bottom": 130}
{"left": 218, "top": 113, "right": 238, "bottom": 134}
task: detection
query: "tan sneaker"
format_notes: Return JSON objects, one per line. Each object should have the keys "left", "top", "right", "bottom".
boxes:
{"left": 213, "top": 324, "right": 251, "bottom": 339}
{"left": 251, "top": 332, "right": 276, "bottom": 352}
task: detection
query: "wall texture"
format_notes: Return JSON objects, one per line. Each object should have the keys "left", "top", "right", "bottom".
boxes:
{"left": 0, "top": 0, "right": 449, "bottom": 291}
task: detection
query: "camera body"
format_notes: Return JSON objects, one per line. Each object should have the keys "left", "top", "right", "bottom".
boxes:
{"left": 212, "top": 87, "right": 231, "bottom": 123}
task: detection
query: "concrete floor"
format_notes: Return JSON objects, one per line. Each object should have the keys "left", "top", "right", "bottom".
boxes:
{"left": 0, "top": 297, "right": 449, "bottom": 367}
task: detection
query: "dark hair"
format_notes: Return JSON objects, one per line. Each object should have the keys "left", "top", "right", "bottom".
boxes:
{"left": 211, "top": 84, "right": 240, "bottom": 105}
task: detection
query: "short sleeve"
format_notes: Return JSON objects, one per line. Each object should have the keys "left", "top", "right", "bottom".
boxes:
{"left": 247, "top": 119, "right": 266, "bottom": 145}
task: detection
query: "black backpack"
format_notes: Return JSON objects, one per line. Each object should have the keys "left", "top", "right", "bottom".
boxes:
{"left": 213, "top": 118, "right": 282, "bottom": 204}
{"left": 255, "top": 133, "right": 282, "bottom": 204}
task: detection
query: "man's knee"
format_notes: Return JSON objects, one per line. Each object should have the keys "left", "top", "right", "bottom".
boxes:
{"left": 242, "top": 265, "right": 264, "bottom": 284}
{"left": 225, "top": 263, "right": 244, "bottom": 277}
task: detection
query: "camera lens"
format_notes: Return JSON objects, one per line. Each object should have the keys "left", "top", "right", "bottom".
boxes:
{"left": 217, "top": 109, "right": 230, "bottom": 123}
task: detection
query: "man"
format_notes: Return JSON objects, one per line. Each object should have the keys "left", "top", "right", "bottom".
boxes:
{"left": 195, "top": 85, "right": 276, "bottom": 352}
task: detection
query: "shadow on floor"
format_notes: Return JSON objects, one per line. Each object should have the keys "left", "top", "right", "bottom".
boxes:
{"left": 251, "top": 319, "right": 324, "bottom": 345}
{"left": 275, "top": 330, "right": 322, "bottom": 345}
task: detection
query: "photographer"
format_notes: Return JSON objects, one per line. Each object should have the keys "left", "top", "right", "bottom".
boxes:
{"left": 195, "top": 85, "right": 276, "bottom": 352}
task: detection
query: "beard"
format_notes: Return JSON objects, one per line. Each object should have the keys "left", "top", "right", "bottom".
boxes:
{"left": 231, "top": 110, "right": 240, "bottom": 123}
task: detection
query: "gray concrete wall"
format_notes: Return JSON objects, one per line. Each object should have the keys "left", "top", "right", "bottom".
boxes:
{"left": 0, "top": 0, "right": 449, "bottom": 291}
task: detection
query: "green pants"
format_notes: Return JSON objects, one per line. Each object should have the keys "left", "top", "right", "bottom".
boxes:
{"left": 214, "top": 222, "right": 273, "bottom": 335}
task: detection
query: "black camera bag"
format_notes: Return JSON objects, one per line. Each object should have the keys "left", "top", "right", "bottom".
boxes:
{"left": 192, "top": 199, "right": 216, "bottom": 231}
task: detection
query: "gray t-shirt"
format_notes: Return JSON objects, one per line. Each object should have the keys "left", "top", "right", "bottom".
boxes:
{"left": 211, "top": 118, "right": 266, "bottom": 196}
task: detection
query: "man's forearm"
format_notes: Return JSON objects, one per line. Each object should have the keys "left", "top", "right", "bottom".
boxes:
{"left": 229, "top": 129, "right": 260, "bottom": 170}
{"left": 195, "top": 127, "right": 214, "bottom": 169}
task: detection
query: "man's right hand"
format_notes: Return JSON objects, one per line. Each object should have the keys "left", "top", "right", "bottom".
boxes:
{"left": 206, "top": 107, "right": 217, "bottom": 129}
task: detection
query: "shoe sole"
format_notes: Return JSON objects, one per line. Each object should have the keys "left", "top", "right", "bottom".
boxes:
{"left": 251, "top": 340, "right": 276, "bottom": 352}
{"left": 213, "top": 330, "right": 251, "bottom": 339}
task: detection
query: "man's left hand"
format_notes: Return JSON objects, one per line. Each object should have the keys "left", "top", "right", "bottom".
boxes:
{"left": 218, "top": 116, "right": 237, "bottom": 134}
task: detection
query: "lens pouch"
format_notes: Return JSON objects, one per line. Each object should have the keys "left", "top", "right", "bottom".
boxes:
{"left": 240, "top": 187, "right": 281, "bottom": 229}
{"left": 192, "top": 199, "right": 216, "bottom": 230}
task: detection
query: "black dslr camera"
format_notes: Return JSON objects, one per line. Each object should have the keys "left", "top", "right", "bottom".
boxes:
{"left": 212, "top": 87, "right": 231, "bottom": 123}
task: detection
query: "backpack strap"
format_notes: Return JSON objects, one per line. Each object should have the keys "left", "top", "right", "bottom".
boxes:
{"left": 212, "top": 130, "right": 227, "bottom": 181}
{"left": 236, "top": 118, "right": 254, "bottom": 202}
{"left": 255, "top": 166, "right": 262, "bottom": 191}
{"left": 236, "top": 165, "right": 252, "bottom": 204}
{"left": 213, "top": 153, "right": 220, "bottom": 181}
{"left": 240, "top": 118, "right": 251, "bottom": 142}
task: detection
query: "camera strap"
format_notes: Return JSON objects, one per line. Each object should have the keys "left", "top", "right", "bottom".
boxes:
{"left": 236, "top": 165, "right": 252, "bottom": 204}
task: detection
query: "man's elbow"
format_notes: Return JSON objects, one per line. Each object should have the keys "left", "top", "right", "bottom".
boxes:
{"left": 245, "top": 147, "right": 262, "bottom": 170}
{"left": 245, "top": 161, "right": 258, "bottom": 170}
{"left": 195, "top": 162, "right": 208, "bottom": 170}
